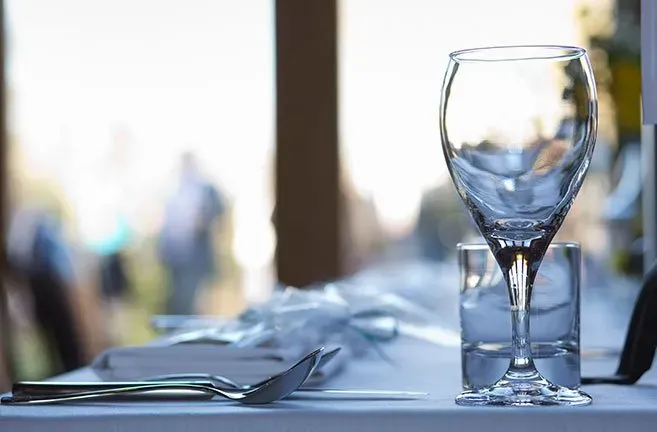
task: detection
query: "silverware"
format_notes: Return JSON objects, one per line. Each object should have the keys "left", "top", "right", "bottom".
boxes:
{"left": 10, "top": 347, "right": 427, "bottom": 399}
{"left": 12, "top": 347, "right": 341, "bottom": 397}
{"left": 12, "top": 384, "right": 427, "bottom": 399}
{"left": 144, "top": 348, "right": 427, "bottom": 397}
{"left": 1, "top": 347, "right": 323, "bottom": 405}
{"left": 145, "top": 347, "right": 343, "bottom": 390}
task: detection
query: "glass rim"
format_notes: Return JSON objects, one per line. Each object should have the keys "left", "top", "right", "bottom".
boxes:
{"left": 457, "top": 241, "right": 580, "bottom": 251}
{"left": 449, "top": 45, "right": 586, "bottom": 64}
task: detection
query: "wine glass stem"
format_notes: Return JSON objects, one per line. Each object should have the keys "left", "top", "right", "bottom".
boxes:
{"left": 510, "top": 308, "right": 533, "bottom": 370}
{"left": 503, "top": 251, "right": 540, "bottom": 379}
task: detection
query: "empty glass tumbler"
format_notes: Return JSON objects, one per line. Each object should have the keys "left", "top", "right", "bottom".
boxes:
{"left": 459, "top": 242, "right": 582, "bottom": 391}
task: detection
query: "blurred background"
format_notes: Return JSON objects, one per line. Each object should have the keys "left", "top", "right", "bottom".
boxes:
{"left": 0, "top": 0, "right": 645, "bottom": 385}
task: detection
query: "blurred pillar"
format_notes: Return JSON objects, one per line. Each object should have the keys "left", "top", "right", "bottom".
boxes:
{"left": 0, "top": 0, "right": 12, "bottom": 390}
{"left": 274, "top": 0, "right": 341, "bottom": 287}
{"left": 642, "top": 0, "right": 657, "bottom": 273}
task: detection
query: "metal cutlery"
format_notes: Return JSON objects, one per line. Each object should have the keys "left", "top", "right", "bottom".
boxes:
{"left": 1, "top": 347, "right": 323, "bottom": 405}
{"left": 13, "top": 347, "right": 342, "bottom": 396}
{"left": 10, "top": 347, "right": 427, "bottom": 400}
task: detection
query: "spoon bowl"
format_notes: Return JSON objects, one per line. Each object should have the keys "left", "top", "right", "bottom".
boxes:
{"left": 144, "top": 347, "right": 342, "bottom": 390}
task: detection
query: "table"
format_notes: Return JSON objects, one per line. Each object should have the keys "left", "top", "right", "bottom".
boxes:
{"left": 2, "top": 333, "right": 657, "bottom": 432}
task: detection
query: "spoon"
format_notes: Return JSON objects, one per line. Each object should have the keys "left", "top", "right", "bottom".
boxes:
{"left": 11, "top": 347, "right": 427, "bottom": 399}
{"left": 13, "top": 347, "right": 341, "bottom": 396}
{"left": 146, "top": 347, "right": 343, "bottom": 390}
{"left": 140, "top": 348, "right": 424, "bottom": 396}
{"left": 1, "top": 347, "right": 323, "bottom": 405}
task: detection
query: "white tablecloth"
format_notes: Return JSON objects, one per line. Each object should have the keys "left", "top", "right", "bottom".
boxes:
{"left": 2, "top": 334, "right": 657, "bottom": 432}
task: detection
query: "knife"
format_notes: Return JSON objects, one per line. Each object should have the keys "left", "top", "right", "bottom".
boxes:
{"left": 12, "top": 381, "right": 427, "bottom": 398}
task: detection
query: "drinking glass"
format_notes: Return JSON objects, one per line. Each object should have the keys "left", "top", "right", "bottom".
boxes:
{"left": 459, "top": 242, "right": 582, "bottom": 392}
{"left": 439, "top": 45, "right": 596, "bottom": 406}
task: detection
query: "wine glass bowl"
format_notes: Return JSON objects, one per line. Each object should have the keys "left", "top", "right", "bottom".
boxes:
{"left": 440, "top": 45, "right": 596, "bottom": 406}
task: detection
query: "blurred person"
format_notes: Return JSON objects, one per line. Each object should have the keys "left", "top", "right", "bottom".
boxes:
{"left": 86, "top": 214, "right": 132, "bottom": 345}
{"left": 79, "top": 126, "right": 134, "bottom": 345}
{"left": 6, "top": 204, "right": 85, "bottom": 375}
{"left": 158, "top": 152, "right": 226, "bottom": 315}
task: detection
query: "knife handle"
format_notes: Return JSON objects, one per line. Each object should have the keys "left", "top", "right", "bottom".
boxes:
{"left": 13, "top": 380, "right": 215, "bottom": 397}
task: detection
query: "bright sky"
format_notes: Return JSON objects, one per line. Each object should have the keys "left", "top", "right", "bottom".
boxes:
{"left": 6, "top": 0, "right": 589, "bottom": 249}
{"left": 340, "top": 0, "right": 586, "bottom": 233}
{"left": 6, "top": 0, "right": 275, "bottom": 248}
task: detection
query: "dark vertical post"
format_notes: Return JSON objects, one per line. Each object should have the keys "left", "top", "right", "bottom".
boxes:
{"left": 275, "top": 0, "right": 341, "bottom": 286}
{"left": 0, "top": 0, "right": 12, "bottom": 390}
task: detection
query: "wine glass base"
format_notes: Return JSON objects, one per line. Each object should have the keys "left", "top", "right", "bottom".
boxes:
{"left": 456, "top": 382, "right": 592, "bottom": 407}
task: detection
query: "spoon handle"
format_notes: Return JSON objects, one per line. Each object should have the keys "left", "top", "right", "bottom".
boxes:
{"left": 3, "top": 383, "right": 220, "bottom": 404}
{"left": 12, "top": 381, "right": 216, "bottom": 397}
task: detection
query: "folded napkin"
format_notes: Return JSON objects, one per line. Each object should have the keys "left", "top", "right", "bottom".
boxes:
{"left": 90, "top": 343, "right": 346, "bottom": 386}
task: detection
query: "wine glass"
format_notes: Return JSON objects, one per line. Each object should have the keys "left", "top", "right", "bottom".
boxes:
{"left": 439, "top": 45, "right": 597, "bottom": 406}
